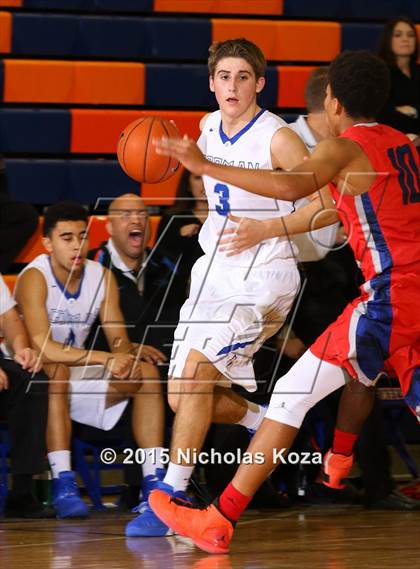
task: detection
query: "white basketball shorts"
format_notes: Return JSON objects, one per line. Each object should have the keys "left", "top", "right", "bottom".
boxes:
{"left": 169, "top": 254, "right": 300, "bottom": 392}
{"left": 69, "top": 365, "right": 129, "bottom": 431}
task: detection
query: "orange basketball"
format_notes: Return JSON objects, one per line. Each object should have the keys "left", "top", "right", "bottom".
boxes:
{"left": 117, "top": 116, "right": 180, "bottom": 183}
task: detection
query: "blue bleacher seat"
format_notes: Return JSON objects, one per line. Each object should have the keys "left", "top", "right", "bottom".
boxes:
{"left": 146, "top": 64, "right": 216, "bottom": 108}
{"left": 141, "top": 18, "right": 211, "bottom": 61}
{"left": 0, "top": 109, "right": 70, "bottom": 153}
{"left": 12, "top": 14, "right": 210, "bottom": 61}
{"left": 76, "top": 16, "right": 149, "bottom": 59}
{"left": 13, "top": 14, "right": 78, "bottom": 57}
{"left": 145, "top": 64, "right": 278, "bottom": 108}
{"left": 76, "top": 17, "right": 210, "bottom": 60}
{"left": 68, "top": 160, "right": 139, "bottom": 203}
{"left": 402, "top": 0, "right": 420, "bottom": 20}
{"left": 95, "top": 0, "right": 153, "bottom": 12}
{"left": 5, "top": 159, "right": 139, "bottom": 204}
{"left": 5, "top": 159, "right": 70, "bottom": 203}
{"left": 23, "top": 0, "right": 153, "bottom": 12}
{"left": 260, "top": 66, "right": 278, "bottom": 109}
{"left": 24, "top": 0, "right": 94, "bottom": 9}
{"left": 283, "top": 0, "right": 407, "bottom": 19}
{"left": 341, "top": 24, "right": 383, "bottom": 52}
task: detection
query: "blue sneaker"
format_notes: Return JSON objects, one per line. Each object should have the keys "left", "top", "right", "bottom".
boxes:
{"left": 52, "top": 471, "right": 89, "bottom": 519}
{"left": 141, "top": 468, "right": 166, "bottom": 502}
{"left": 125, "top": 481, "right": 191, "bottom": 537}
{"left": 130, "top": 468, "right": 166, "bottom": 517}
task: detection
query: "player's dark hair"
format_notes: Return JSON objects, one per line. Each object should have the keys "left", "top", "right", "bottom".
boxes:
{"left": 328, "top": 51, "right": 390, "bottom": 119}
{"left": 44, "top": 201, "right": 88, "bottom": 236}
{"left": 305, "top": 67, "right": 329, "bottom": 113}
{"left": 378, "top": 16, "right": 418, "bottom": 67}
{"left": 208, "top": 38, "right": 266, "bottom": 79}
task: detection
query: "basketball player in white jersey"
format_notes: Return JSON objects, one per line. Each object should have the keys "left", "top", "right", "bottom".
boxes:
{"left": 15, "top": 202, "right": 166, "bottom": 519}
{"left": 126, "top": 38, "right": 308, "bottom": 537}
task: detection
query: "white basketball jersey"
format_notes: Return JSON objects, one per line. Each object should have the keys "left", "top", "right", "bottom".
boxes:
{"left": 20, "top": 254, "right": 105, "bottom": 348}
{"left": 198, "top": 109, "right": 297, "bottom": 267}
{"left": 289, "top": 115, "right": 339, "bottom": 262}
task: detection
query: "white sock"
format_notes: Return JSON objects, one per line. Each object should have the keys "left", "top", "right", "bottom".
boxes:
{"left": 142, "top": 447, "right": 166, "bottom": 478}
{"left": 237, "top": 403, "right": 266, "bottom": 431}
{"left": 164, "top": 462, "right": 194, "bottom": 492}
{"left": 48, "top": 450, "right": 71, "bottom": 479}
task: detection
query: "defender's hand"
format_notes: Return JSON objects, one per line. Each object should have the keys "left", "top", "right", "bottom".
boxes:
{"left": 218, "top": 214, "right": 271, "bottom": 256}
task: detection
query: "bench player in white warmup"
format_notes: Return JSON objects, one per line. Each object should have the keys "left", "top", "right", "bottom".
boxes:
{"left": 16, "top": 202, "right": 166, "bottom": 519}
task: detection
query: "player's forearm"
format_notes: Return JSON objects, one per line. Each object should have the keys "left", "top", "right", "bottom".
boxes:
{"left": 110, "top": 339, "right": 135, "bottom": 355}
{"left": 33, "top": 337, "right": 109, "bottom": 366}
{"left": 3, "top": 309, "right": 31, "bottom": 353}
{"left": 264, "top": 200, "right": 339, "bottom": 239}
{"left": 103, "top": 325, "right": 134, "bottom": 356}
{"left": 7, "top": 331, "right": 29, "bottom": 354}
{"left": 202, "top": 161, "right": 316, "bottom": 201}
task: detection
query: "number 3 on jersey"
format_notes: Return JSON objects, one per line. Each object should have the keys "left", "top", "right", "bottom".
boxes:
{"left": 214, "top": 183, "right": 231, "bottom": 216}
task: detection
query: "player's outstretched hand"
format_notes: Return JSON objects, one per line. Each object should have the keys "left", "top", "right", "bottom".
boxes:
{"left": 154, "top": 134, "right": 207, "bottom": 176}
{"left": 14, "top": 347, "right": 42, "bottom": 373}
{"left": 218, "top": 214, "right": 271, "bottom": 256}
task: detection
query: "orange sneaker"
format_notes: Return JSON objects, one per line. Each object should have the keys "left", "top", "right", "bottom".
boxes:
{"left": 149, "top": 490, "right": 234, "bottom": 554}
{"left": 321, "top": 449, "right": 354, "bottom": 490}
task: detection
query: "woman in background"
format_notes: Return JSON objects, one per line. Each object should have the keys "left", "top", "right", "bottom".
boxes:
{"left": 378, "top": 16, "right": 420, "bottom": 136}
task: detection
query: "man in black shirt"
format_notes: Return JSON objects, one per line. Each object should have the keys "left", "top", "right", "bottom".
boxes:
{"left": 89, "top": 194, "right": 173, "bottom": 361}
{"left": 88, "top": 194, "right": 169, "bottom": 513}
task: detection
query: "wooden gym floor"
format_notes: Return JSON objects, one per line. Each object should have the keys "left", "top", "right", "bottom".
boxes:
{"left": 1, "top": 506, "right": 419, "bottom": 569}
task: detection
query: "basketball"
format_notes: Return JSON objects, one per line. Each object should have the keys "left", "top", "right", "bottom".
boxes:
{"left": 117, "top": 116, "right": 180, "bottom": 183}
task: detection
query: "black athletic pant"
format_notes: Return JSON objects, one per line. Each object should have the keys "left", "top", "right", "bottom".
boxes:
{"left": 0, "top": 358, "right": 48, "bottom": 475}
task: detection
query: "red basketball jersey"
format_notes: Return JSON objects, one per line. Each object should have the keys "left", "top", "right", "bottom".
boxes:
{"left": 311, "top": 123, "right": 420, "bottom": 417}
{"left": 329, "top": 123, "right": 420, "bottom": 281}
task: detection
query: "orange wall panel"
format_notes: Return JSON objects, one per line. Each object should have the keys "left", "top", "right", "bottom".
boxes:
{"left": 72, "top": 62, "right": 144, "bottom": 105}
{"left": 0, "top": 1, "right": 22, "bottom": 6}
{"left": 147, "top": 215, "right": 160, "bottom": 247}
{"left": 71, "top": 110, "right": 204, "bottom": 154}
{"left": 0, "top": 11, "right": 12, "bottom": 54}
{"left": 4, "top": 60, "right": 73, "bottom": 103}
{"left": 212, "top": 20, "right": 340, "bottom": 62}
{"left": 274, "top": 22, "right": 340, "bottom": 61}
{"left": 87, "top": 216, "right": 109, "bottom": 247}
{"left": 277, "top": 66, "right": 318, "bottom": 108}
{"left": 141, "top": 167, "right": 183, "bottom": 206}
{"left": 3, "top": 274, "right": 17, "bottom": 294}
{"left": 4, "top": 60, "right": 144, "bottom": 104}
{"left": 212, "top": 19, "right": 277, "bottom": 59}
{"left": 155, "top": 0, "right": 283, "bottom": 14}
